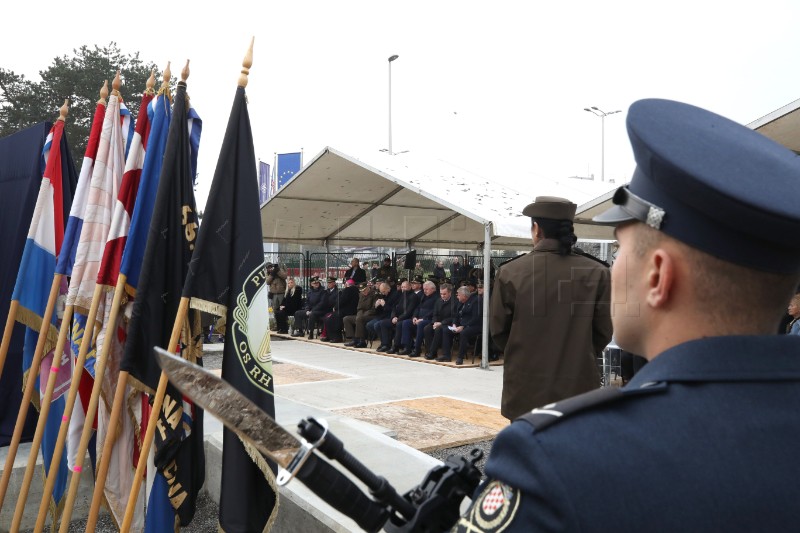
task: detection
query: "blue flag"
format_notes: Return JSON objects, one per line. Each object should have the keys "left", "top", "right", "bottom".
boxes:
{"left": 120, "top": 91, "right": 172, "bottom": 294}
{"left": 277, "top": 152, "right": 301, "bottom": 189}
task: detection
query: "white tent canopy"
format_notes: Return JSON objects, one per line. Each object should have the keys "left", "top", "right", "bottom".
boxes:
{"left": 260, "top": 146, "right": 617, "bottom": 369}
{"left": 260, "top": 147, "right": 616, "bottom": 250}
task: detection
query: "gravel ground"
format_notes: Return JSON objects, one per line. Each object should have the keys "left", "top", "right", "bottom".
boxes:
{"left": 34, "top": 339, "right": 493, "bottom": 532}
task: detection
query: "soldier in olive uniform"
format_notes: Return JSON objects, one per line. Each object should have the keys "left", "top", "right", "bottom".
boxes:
{"left": 490, "top": 196, "right": 612, "bottom": 420}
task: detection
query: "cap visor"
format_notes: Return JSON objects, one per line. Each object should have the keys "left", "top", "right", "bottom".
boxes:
{"left": 592, "top": 205, "right": 637, "bottom": 225}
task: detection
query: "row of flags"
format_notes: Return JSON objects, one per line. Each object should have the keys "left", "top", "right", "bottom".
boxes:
{"left": 3, "top": 62, "right": 277, "bottom": 532}
{"left": 258, "top": 151, "right": 301, "bottom": 204}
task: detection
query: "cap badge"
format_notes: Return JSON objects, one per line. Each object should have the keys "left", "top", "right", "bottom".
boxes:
{"left": 646, "top": 205, "right": 665, "bottom": 229}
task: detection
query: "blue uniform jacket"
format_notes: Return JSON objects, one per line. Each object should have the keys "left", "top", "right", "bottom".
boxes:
{"left": 456, "top": 335, "right": 800, "bottom": 532}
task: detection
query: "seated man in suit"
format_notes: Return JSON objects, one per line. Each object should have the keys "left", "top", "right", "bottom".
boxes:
{"left": 379, "top": 280, "right": 418, "bottom": 353}
{"left": 441, "top": 286, "right": 482, "bottom": 365}
{"left": 424, "top": 283, "right": 458, "bottom": 360}
{"left": 399, "top": 280, "right": 437, "bottom": 357}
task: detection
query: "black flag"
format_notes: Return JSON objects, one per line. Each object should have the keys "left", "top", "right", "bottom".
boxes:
{"left": 121, "top": 80, "right": 204, "bottom": 527}
{"left": 183, "top": 85, "right": 278, "bottom": 532}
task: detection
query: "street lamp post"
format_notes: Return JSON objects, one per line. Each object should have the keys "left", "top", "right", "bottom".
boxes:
{"left": 584, "top": 106, "right": 621, "bottom": 182}
{"left": 388, "top": 54, "right": 399, "bottom": 154}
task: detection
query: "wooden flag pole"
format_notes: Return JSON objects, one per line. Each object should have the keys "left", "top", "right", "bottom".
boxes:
{"left": 10, "top": 302, "right": 73, "bottom": 531}
{"left": 120, "top": 296, "right": 190, "bottom": 533}
{"left": 52, "top": 274, "right": 127, "bottom": 532}
{"left": 85, "top": 65, "right": 168, "bottom": 532}
{"left": 85, "top": 369, "right": 131, "bottom": 531}
{"left": 0, "top": 274, "right": 63, "bottom": 511}
{"left": 27, "top": 283, "right": 103, "bottom": 528}
{"left": 0, "top": 300, "right": 20, "bottom": 382}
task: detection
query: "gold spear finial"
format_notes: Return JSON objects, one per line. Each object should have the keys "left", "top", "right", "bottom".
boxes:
{"left": 111, "top": 70, "right": 121, "bottom": 97}
{"left": 57, "top": 99, "right": 69, "bottom": 122}
{"left": 181, "top": 60, "right": 190, "bottom": 83}
{"left": 145, "top": 69, "right": 156, "bottom": 96}
{"left": 98, "top": 80, "right": 109, "bottom": 105}
{"left": 158, "top": 61, "right": 172, "bottom": 102}
{"left": 238, "top": 37, "right": 254, "bottom": 88}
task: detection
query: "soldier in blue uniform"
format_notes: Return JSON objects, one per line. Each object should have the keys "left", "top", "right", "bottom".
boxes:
{"left": 456, "top": 98, "right": 800, "bottom": 532}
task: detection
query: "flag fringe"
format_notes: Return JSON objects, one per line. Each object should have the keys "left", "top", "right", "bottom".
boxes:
{"left": 240, "top": 437, "right": 280, "bottom": 532}
{"left": 188, "top": 297, "right": 227, "bottom": 319}
{"left": 16, "top": 306, "right": 59, "bottom": 354}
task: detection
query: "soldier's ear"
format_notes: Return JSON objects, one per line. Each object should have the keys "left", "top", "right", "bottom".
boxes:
{"left": 645, "top": 248, "right": 675, "bottom": 309}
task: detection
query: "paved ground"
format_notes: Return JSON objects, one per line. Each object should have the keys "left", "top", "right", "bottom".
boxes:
{"left": 22, "top": 335, "right": 622, "bottom": 531}
{"left": 24, "top": 335, "right": 506, "bottom": 532}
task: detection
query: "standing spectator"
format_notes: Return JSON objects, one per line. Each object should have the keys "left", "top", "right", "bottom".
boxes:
{"left": 377, "top": 256, "right": 398, "bottom": 281}
{"left": 267, "top": 262, "right": 287, "bottom": 310}
{"left": 413, "top": 261, "right": 424, "bottom": 280}
{"left": 432, "top": 260, "right": 446, "bottom": 283}
{"left": 370, "top": 262, "right": 380, "bottom": 279}
{"left": 450, "top": 257, "right": 466, "bottom": 287}
{"left": 343, "top": 257, "right": 367, "bottom": 284}
{"left": 440, "top": 286, "right": 482, "bottom": 365}
{"left": 490, "top": 196, "right": 612, "bottom": 420}
{"left": 275, "top": 277, "right": 302, "bottom": 334}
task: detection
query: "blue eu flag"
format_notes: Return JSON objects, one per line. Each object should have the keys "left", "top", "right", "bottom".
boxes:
{"left": 277, "top": 152, "right": 301, "bottom": 189}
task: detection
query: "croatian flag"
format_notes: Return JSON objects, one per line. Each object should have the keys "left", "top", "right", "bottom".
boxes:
{"left": 12, "top": 117, "right": 72, "bottom": 524}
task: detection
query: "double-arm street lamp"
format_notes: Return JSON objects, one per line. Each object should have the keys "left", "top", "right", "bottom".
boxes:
{"left": 584, "top": 106, "right": 621, "bottom": 182}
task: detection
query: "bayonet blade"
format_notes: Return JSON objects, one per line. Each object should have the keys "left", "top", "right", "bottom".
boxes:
{"left": 155, "top": 347, "right": 299, "bottom": 468}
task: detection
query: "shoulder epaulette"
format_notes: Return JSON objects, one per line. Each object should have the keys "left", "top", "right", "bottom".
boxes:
{"left": 498, "top": 253, "right": 527, "bottom": 268}
{"left": 571, "top": 247, "right": 610, "bottom": 267}
{"left": 517, "top": 382, "right": 667, "bottom": 432}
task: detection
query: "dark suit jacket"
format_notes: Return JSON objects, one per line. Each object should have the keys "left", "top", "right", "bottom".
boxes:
{"left": 433, "top": 296, "right": 459, "bottom": 327}
{"left": 455, "top": 293, "right": 482, "bottom": 328}
{"left": 413, "top": 292, "right": 437, "bottom": 320}
{"left": 391, "top": 290, "right": 418, "bottom": 321}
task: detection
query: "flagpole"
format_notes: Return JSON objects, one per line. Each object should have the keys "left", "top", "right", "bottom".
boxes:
{"left": 33, "top": 72, "right": 126, "bottom": 530}
{"left": 0, "top": 300, "right": 20, "bottom": 382}
{"left": 84, "top": 67, "right": 161, "bottom": 531}
{"left": 52, "top": 274, "right": 127, "bottom": 531}
{"left": 27, "top": 283, "right": 103, "bottom": 526}
{"left": 84, "top": 369, "right": 130, "bottom": 531}
{"left": 120, "top": 58, "right": 198, "bottom": 532}
{"left": 0, "top": 100, "right": 69, "bottom": 509}
{"left": 120, "top": 296, "right": 190, "bottom": 532}
{"left": 0, "top": 274, "right": 62, "bottom": 510}
{"left": 12, "top": 301, "right": 72, "bottom": 531}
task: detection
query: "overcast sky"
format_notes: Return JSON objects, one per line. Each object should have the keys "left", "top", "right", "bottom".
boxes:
{"left": 5, "top": 1, "right": 800, "bottom": 210}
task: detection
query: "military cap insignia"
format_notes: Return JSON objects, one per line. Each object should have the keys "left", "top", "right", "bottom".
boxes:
{"left": 646, "top": 205, "right": 665, "bottom": 229}
{"left": 456, "top": 480, "right": 520, "bottom": 532}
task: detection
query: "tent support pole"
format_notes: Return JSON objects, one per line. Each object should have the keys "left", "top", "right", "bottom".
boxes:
{"left": 481, "top": 222, "right": 491, "bottom": 370}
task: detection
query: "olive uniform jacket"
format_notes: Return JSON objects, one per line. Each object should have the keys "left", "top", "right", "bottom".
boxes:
{"left": 490, "top": 239, "right": 612, "bottom": 419}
